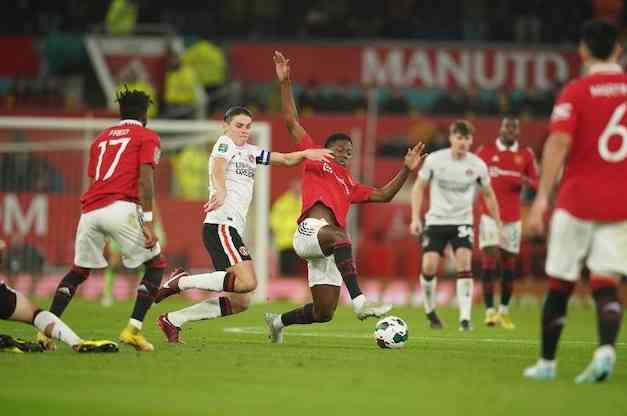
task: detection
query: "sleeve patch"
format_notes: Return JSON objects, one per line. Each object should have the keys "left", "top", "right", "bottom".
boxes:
{"left": 218, "top": 143, "right": 229, "bottom": 153}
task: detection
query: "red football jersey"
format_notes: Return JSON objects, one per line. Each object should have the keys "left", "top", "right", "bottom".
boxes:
{"left": 80, "top": 120, "right": 161, "bottom": 213}
{"left": 296, "top": 134, "right": 374, "bottom": 228}
{"left": 476, "top": 139, "right": 539, "bottom": 222}
{"left": 550, "top": 63, "right": 627, "bottom": 221}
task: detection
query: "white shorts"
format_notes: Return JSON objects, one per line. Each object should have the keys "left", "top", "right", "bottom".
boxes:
{"left": 478, "top": 215, "right": 522, "bottom": 254}
{"left": 74, "top": 201, "right": 161, "bottom": 269}
{"left": 546, "top": 209, "right": 627, "bottom": 281}
{"left": 293, "top": 218, "right": 342, "bottom": 287}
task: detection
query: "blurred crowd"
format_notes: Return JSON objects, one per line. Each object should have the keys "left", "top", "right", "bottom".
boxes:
{"left": 3, "top": 0, "right": 619, "bottom": 44}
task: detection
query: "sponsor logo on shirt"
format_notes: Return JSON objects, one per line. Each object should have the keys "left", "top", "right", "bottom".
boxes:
{"left": 248, "top": 154, "right": 255, "bottom": 163}
{"left": 322, "top": 162, "right": 350, "bottom": 195}
{"left": 465, "top": 168, "right": 474, "bottom": 176}
{"left": 235, "top": 161, "right": 255, "bottom": 178}
{"left": 436, "top": 178, "right": 473, "bottom": 192}
{"left": 488, "top": 166, "right": 522, "bottom": 178}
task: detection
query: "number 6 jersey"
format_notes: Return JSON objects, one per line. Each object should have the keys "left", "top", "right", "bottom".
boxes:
{"left": 80, "top": 119, "right": 161, "bottom": 213}
{"left": 550, "top": 63, "right": 627, "bottom": 221}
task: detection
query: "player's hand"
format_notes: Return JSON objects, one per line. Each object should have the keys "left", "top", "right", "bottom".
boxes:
{"left": 142, "top": 222, "right": 158, "bottom": 249}
{"left": 528, "top": 195, "right": 549, "bottom": 235}
{"left": 404, "top": 142, "right": 427, "bottom": 171}
{"left": 409, "top": 219, "right": 423, "bottom": 237}
{"left": 304, "top": 148, "right": 334, "bottom": 163}
{"left": 203, "top": 190, "right": 226, "bottom": 214}
{"left": 273, "top": 51, "right": 291, "bottom": 82}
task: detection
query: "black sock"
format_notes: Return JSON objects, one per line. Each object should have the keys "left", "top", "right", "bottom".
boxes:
{"left": 541, "top": 289, "right": 571, "bottom": 360}
{"left": 50, "top": 267, "right": 89, "bottom": 317}
{"left": 593, "top": 287, "right": 623, "bottom": 346}
{"left": 333, "top": 242, "right": 362, "bottom": 300}
{"left": 281, "top": 303, "right": 315, "bottom": 326}
{"left": 500, "top": 268, "right": 514, "bottom": 307}
{"left": 481, "top": 267, "right": 495, "bottom": 309}
{"left": 131, "top": 266, "right": 164, "bottom": 322}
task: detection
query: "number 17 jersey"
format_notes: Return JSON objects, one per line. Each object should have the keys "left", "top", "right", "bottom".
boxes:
{"left": 80, "top": 120, "right": 161, "bottom": 213}
{"left": 550, "top": 63, "right": 627, "bottom": 222}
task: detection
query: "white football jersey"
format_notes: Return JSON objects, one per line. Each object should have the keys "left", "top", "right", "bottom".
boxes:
{"left": 418, "top": 148, "right": 489, "bottom": 226}
{"left": 203, "top": 135, "right": 271, "bottom": 235}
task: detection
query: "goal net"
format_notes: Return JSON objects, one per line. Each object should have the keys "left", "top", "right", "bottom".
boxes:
{"left": 0, "top": 116, "right": 270, "bottom": 302}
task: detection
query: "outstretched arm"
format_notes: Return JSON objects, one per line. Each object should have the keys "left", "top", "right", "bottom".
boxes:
{"left": 367, "top": 143, "right": 426, "bottom": 202}
{"left": 274, "top": 51, "right": 307, "bottom": 143}
{"left": 270, "top": 148, "right": 334, "bottom": 166}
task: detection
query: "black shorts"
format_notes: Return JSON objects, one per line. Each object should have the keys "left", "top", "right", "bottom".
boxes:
{"left": 422, "top": 224, "right": 474, "bottom": 255}
{"left": 202, "top": 223, "right": 252, "bottom": 271}
{"left": 0, "top": 282, "right": 18, "bottom": 320}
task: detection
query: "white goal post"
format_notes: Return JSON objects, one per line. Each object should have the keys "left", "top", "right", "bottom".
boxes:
{"left": 0, "top": 116, "right": 271, "bottom": 303}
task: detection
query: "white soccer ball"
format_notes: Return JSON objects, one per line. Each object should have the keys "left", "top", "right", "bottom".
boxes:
{"left": 373, "top": 316, "right": 408, "bottom": 349}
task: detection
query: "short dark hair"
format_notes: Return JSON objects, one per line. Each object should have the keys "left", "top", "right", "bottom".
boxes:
{"left": 224, "top": 106, "right": 253, "bottom": 122}
{"left": 581, "top": 19, "right": 618, "bottom": 60}
{"left": 324, "top": 133, "right": 352, "bottom": 148}
{"left": 117, "top": 86, "right": 152, "bottom": 121}
{"left": 449, "top": 120, "right": 474, "bottom": 136}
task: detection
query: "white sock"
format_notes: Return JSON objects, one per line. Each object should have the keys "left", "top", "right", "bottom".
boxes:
{"left": 498, "top": 304, "right": 509, "bottom": 315}
{"left": 129, "top": 318, "right": 142, "bottom": 330}
{"left": 179, "top": 271, "right": 227, "bottom": 291}
{"left": 538, "top": 358, "right": 556, "bottom": 368}
{"left": 457, "top": 278, "right": 474, "bottom": 321}
{"left": 33, "top": 311, "right": 81, "bottom": 347}
{"left": 351, "top": 294, "right": 366, "bottom": 313}
{"left": 167, "top": 299, "right": 222, "bottom": 327}
{"left": 421, "top": 275, "right": 437, "bottom": 313}
{"left": 273, "top": 315, "right": 284, "bottom": 330}
{"left": 594, "top": 345, "right": 616, "bottom": 361}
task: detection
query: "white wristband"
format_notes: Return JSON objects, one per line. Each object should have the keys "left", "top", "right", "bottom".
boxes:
{"left": 142, "top": 211, "right": 153, "bottom": 222}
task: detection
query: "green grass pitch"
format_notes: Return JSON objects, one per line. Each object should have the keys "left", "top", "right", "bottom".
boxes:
{"left": 1, "top": 298, "right": 626, "bottom": 416}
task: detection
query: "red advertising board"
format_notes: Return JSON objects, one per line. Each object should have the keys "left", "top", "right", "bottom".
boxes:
{"left": 0, "top": 37, "right": 40, "bottom": 77}
{"left": 231, "top": 43, "right": 580, "bottom": 90}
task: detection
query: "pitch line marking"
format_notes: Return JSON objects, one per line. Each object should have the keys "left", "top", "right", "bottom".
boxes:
{"left": 224, "top": 326, "right": 627, "bottom": 347}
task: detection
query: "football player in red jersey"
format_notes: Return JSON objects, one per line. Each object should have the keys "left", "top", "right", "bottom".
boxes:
{"left": 39, "top": 88, "right": 167, "bottom": 352}
{"left": 265, "top": 51, "right": 425, "bottom": 343}
{"left": 524, "top": 20, "right": 627, "bottom": 383}
{"left": 476, "top": 116, "right": 539, "bottom": 329}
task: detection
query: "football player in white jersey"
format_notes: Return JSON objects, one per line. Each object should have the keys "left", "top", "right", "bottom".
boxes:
{"left": 410, "top": 120, "right": 504, "bottom": 331}
{"left": 153, "top": 106, "right": 332, "bottom": 343}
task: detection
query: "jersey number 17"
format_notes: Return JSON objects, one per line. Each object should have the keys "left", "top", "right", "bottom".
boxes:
{"left": 94, "top": 138, "right": 131, "bottom": 181}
